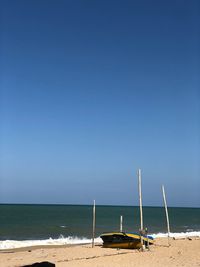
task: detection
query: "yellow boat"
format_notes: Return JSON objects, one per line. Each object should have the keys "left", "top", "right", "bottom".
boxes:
{"left": 100, "top": 232, "right": 154, "bottom": 249}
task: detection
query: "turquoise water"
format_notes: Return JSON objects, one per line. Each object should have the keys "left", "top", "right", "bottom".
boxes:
{"left": 0, "top": 204, "right": 199, "bottom": 241}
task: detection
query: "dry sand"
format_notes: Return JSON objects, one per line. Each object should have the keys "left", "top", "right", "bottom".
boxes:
{"left": 0, "top": 237, "right": 200, "bottom": 267}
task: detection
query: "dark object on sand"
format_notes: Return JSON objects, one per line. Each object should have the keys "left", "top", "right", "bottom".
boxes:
{"left": 100, "top": 232, "right": 154, "bottom": 249}
{"left": 22, "top": 262, "right": 55, "bottom": 267}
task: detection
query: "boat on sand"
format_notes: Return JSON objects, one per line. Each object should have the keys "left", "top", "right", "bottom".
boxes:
{"left": 100, "top": 232, "right": 154, "bottom": 249}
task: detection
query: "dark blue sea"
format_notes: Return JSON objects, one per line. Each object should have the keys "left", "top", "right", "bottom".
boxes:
{"left": 0, "top": 204, "right": 199, "bottom": 249}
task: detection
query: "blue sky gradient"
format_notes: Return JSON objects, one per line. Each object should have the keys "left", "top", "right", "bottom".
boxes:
{"left": 0, "top": 0, "right": 199, "bottom": 207}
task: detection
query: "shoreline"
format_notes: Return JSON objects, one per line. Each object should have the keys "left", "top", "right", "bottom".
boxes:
{"left": 1, "top": 236, "right": 200, "bottom": 253}
{"left": 0, "top": 243, "right": 100, "bottom": 253}
{"left": 1, "top": 231, "right": 200, "bottom": 251}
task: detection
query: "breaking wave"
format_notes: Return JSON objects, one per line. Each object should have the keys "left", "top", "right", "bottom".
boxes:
{"left": 0, "top": 231, "right": 199, "bottom": 250}
{"left": 0, "top": 236, "right": 102, "bottom": 250}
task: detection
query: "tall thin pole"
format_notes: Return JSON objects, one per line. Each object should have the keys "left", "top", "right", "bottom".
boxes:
{"left": 120, "top": 215, "right": 123, "bottom": 232}
{"left": 162, "top": 185, "right": 171, "bottom": 247}
{"left": 92, "top": 200, "right": 96, "bottom": 248}
{"left": 138, "top": 169, "right": 143, "bottom": 231}
{"left": 138, "top": 169, "right": 144, "bottom": 250}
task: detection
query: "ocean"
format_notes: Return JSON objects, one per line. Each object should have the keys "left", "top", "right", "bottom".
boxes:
{"left": 0, "top": 204, "right": 199, "bottom": 249}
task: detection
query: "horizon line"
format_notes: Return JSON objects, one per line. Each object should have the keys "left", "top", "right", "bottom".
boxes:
{"left": 0, "top": 202, "right": 199, "bottom": 209}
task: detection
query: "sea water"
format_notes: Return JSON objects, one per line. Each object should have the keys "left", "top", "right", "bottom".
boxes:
{"left": 0, "top": 204, "right": 199, "bottom": 249}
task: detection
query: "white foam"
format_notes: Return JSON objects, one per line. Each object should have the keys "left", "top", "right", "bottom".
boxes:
{"left": 0, "top": 236, "right": 102, "bottom": 250}
{"left": 151, "top": 231, "right": 200, "bottom": 239}
{"left": 0, "top": 231, "right": 200, "bottom": 250}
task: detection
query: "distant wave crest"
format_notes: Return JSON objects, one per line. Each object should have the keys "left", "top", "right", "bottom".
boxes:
{"left": 151, "top": 231, "right": 200, "bottom": 238}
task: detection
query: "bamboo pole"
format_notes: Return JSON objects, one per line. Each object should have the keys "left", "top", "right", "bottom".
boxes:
{"left": 92, "top": 200, "right": 96, "bottom": 248}
{"left": 138, "top": 169, "right": 145, "bottom": 250}
{"left": 162, "top": 185, "right": 171, "bottom": 247}
{"left": 138, "top": 169, "right": 143, "bottom": 230}
{"left": 120, "top": 215, "right": 123, "bottom": 232}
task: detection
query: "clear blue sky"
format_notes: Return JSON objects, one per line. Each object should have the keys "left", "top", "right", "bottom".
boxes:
{"left": 0, "top": 0, "right": 199, "bottom": 207}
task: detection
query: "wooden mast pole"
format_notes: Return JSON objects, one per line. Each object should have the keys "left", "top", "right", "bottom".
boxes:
{"left": 120, "top": 215, "right": 123, "bottom": 232}
{"left": 92, "top": 199, "right": 96, "bottom": 248}
{"left": 138, "top": 169, "right": 144, "bottom": 250}
{"left": 162, "top": 185, "right": 171, "bottom": 247}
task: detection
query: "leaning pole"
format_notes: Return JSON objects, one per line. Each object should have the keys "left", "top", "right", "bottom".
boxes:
{"left": 162, "top": 185, "right": 171, "bottom": 247}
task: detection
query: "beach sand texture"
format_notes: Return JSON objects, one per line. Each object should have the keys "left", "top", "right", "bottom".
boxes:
{"left": 0, "top": 238, "right": 200, "bottom": 267}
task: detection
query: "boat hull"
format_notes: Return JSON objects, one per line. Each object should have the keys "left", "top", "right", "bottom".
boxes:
{"left": 102, "top": 240, "right": 142, "bottom": 249}
{"left": 100, "top": 232, "right": 154, "bottom": 249}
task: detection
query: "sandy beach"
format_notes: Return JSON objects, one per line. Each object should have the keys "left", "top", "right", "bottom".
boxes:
{"left": 0, "top": 237, "right": 200, "bottom": 267}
